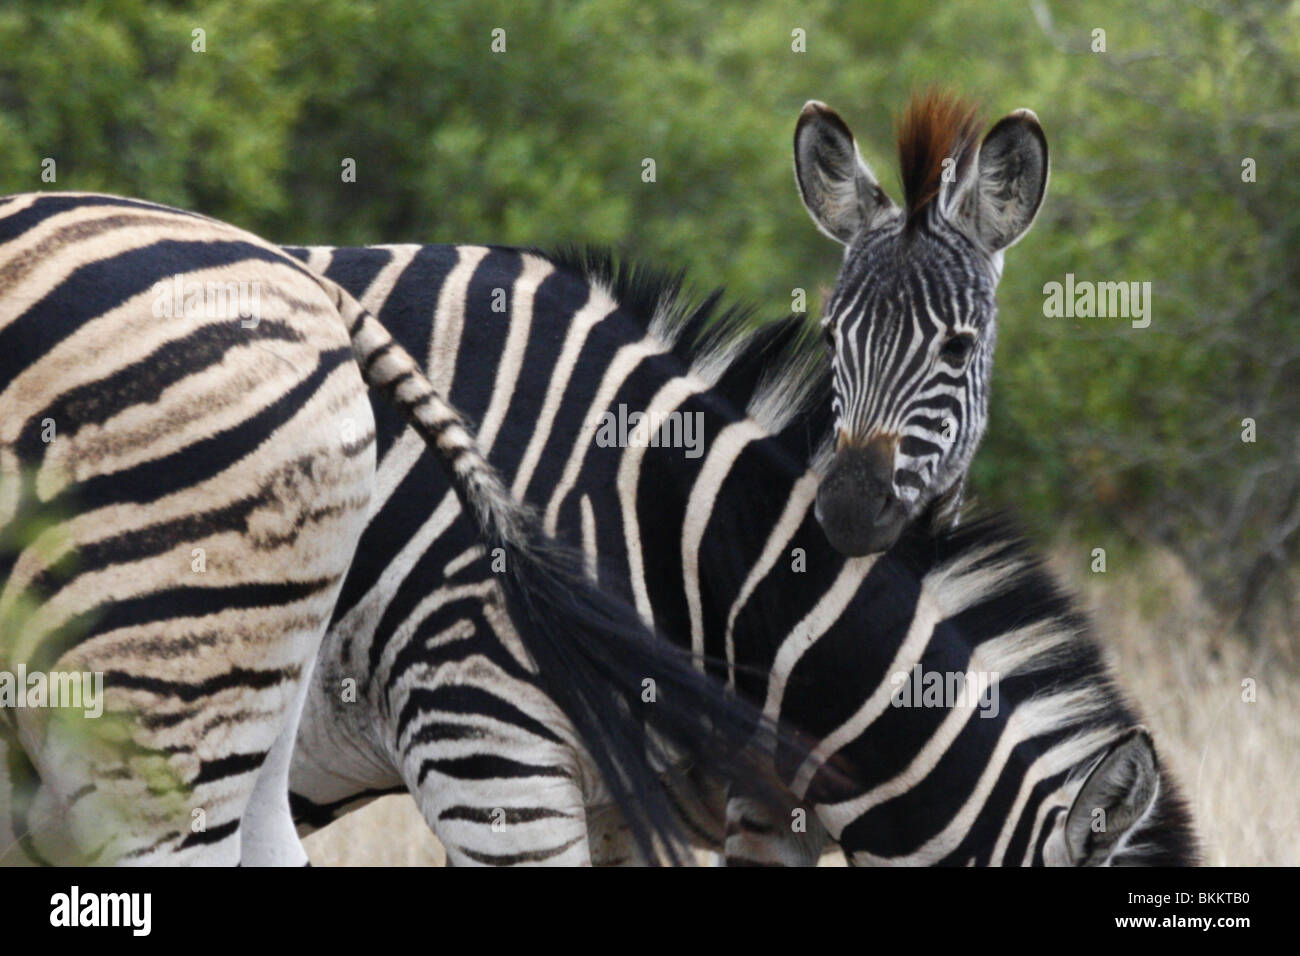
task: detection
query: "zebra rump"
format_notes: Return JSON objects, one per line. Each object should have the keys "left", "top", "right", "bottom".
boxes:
{"left": 0, "top": 193, "right": 797, "bottom": 864}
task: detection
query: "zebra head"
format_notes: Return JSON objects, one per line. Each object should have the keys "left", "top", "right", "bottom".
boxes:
{"left": 795, "top": 93, "right": 1048, "bottom": 556}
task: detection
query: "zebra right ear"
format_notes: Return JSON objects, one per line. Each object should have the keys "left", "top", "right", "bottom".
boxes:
{"left": 794, "top": 102, "right": 898, "bottom": 245}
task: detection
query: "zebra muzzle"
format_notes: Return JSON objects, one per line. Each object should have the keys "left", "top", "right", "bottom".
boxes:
{"left": 816, "top": 437, "right": 908, "bottom": 557}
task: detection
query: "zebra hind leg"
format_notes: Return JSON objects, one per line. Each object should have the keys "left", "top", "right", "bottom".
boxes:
{"left": 424, "top": 771, "right": 594, "bottom": 867}
{"left": 239, "top": 651, "right": 321, "bottom": 866}
{"left": 391, "top": 664, "right": 594, "bottom": 865}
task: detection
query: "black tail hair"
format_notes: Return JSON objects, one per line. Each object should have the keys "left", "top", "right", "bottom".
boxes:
{"left": 327, "top": 277, "right": 807, "bottom": 863}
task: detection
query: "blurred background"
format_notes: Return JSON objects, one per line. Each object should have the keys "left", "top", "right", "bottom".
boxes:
{"left": 2, "top": 0, "right": 1295, "bottom": 864}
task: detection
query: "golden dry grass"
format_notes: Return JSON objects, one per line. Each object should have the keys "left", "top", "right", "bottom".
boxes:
{"left": 1048, "top": 544, "right": 1299, "bottom": 866}
{"left": 306, "top": 542, "right": 1299, "bottom": 866}
{"left": 304, "top": 796, "right": 444, "bottom": 866}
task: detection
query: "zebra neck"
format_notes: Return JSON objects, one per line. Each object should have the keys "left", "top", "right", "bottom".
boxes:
{"left": 631, "top": 399, "right": 842, "bottom": 687}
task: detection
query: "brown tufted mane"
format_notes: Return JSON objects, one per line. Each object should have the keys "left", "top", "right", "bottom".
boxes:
{"left": 897, "top": 90, "right": 983, "bottom": 224}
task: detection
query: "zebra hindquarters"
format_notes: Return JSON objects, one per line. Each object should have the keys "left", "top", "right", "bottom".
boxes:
{"left": 391, "top": 614, "right": 597, "bottom": 867}
{"left": 335, "top": 549, "right": 592, "bottom": 866}
{"left": 0, "top": 235, "right": 376, "bottom": 865}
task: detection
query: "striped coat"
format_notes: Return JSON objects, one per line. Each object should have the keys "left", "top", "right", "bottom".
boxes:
{"left": 285, "top": 244, "right": 1197, "bottom": 865}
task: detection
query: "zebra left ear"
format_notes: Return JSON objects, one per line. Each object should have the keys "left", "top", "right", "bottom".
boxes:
{"left": 1064, "top": 728, "right": 1159, "bottom": 865}
{"left": 947, "top": 109, "right": 1049, "bottom": 254}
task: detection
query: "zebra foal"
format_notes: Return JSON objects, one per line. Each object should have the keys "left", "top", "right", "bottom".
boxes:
{"left": 285, "top": 243, "right": 1196, "bottom": 866}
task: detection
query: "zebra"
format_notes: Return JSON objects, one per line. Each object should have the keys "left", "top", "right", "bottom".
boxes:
{"left": 281, "top": 241, "right": 1196, "bottom": 865}
{"left": 587, "top": 517, "right": 1200, "bottom": 867}
{"left": 795, "top": 92, "right": 1048, "bottom": 555}
{"left": 277, "top": 102, "right": 1191, "bottom": 865}
{"left": 281, "top": 94, "right": 1193, "bottom": 866}
{"left": 0, "top": 192, "right": 782, "bottom": 865}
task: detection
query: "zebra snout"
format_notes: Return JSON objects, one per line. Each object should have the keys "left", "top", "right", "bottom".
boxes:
{"left": 816, "top": 438, "right": 907, "bottom": 557}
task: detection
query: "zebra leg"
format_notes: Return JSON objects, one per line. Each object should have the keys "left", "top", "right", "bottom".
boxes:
{"left": 239, "top": 650, "right": 321, "bottom": 866}
{"left": 389, "top": 660, "right": 594, "bottom": 865}
{"left": 416, "top": 765, "right": 593, "bottom": 867}
{"left": 287, "top": 620, "right": 408, "bottom": 838}
{"left": 0, "top": 715, "right": 44, "bottom": 865}
{"left": 723, "top": 790, "right": 829, "bottom": 866}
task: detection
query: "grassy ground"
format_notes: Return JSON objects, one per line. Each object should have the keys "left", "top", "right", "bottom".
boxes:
{"left": 305, "top": 543, "right": 1299, "bottom": 866}
{"left": 1049, "top": 544, "right": 1299, "bottom": 866}
{"left": 304, "top": 796, "right": 444, "bottom": 866}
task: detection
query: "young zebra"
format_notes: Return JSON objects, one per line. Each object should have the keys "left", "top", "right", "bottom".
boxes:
{"left": 0, "top": 193, "right": 779, "bottom": 865}
{"left": 796, "top": 92, "right": 1048, "bottom": 555}
{"left": 284, "top": 97, "right": 1180, "bottom": 868}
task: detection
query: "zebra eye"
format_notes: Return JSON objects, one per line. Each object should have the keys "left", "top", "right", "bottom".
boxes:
{"left": 822, "top": 322, "right": 836, "bottom": 349}
{"left": 939, "top": 333, "right": 976, "bottom": 366}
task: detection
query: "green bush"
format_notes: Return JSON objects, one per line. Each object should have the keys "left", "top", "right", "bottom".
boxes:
{"left": 2, "top": 0, "right": 1295, "bottom": 625}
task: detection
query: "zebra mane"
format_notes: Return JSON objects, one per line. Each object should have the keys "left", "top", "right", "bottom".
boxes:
{"left": 897, "top": 89, "right": 983, "bottom": 226}
{"left": 542, "top": 245, "right": 833, "bottom": 456}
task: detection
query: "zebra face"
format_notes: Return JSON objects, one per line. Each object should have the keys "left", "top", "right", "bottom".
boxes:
{"left": 794, "top": 95, "right": 1048, "bottom": 556}
{"left": 834, "top": 727, "right": 1196, "bottom": 865}
{"left": 816, "top": 227, "right": 999, "bottom": 555}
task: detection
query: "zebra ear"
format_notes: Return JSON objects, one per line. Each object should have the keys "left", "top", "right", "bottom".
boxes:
{"left": 1064, "top": 728, "right": 1159, "bottom": 865}
{"left": 949, "top": 109, "right": 1049, "bottom": 253}
{"left": 794, "top": 101, "right": 897, "bottom": 245}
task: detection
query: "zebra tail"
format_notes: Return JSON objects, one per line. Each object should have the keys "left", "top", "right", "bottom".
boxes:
{"left": 325, "top": 278, "right": 799, "bottom": 864}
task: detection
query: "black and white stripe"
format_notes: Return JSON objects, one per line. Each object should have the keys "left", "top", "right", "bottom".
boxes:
{"left": 0, "top": 192, "right": 382, "bottom": 864}
{"left": 1, "top": 194, "right": 758, "bottom": 865}
{"left": 822, "top": 220, "right": 996, "bottom": 504}
{"left": 283, "top": 243, "right": 1196, "bottom": 866}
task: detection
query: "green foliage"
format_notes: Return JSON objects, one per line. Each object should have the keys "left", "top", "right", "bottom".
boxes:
{"left": 1, "top": 0, "right": 1295, "bottom": 620}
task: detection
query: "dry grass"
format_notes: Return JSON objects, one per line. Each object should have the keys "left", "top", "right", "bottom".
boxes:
{"left": 306, "top": 542, "right": 1299, "bottom": 866}
{"left": 304, "top": 795, "right": 444, "bottom": 866}
{"left": 1048, "top": 543, "right": 1299, "bottom": 866}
